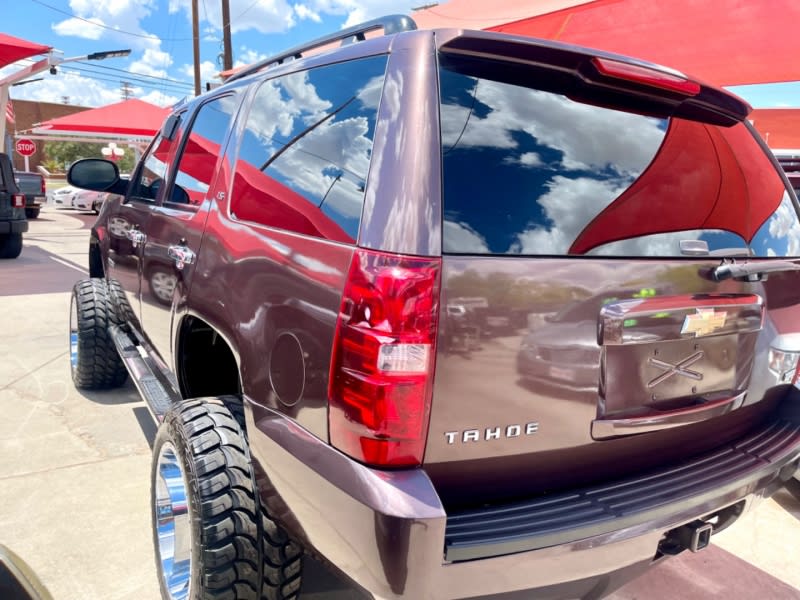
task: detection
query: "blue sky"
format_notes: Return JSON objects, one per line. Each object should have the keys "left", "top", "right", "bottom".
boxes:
{"left": 1, "top": 0, "right": 798, "bottom": 110}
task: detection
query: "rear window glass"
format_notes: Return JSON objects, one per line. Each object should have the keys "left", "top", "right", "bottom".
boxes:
{"left": 439, "top": 55, "right": 800, "bottom": 258}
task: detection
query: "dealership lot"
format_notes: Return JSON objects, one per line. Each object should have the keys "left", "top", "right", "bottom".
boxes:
{"left": 1, "top": 206, "right": 799, "bottom": 600}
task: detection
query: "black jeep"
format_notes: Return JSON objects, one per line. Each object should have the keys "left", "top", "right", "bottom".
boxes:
{"left": 0, "top": 153, "right": 27, "bottom": 259}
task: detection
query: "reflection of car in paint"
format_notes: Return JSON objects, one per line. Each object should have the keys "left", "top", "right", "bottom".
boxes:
{"left": 517, "top": 289, "right": 659, "bottom": 392}
{"left": 65, "top": 14, "right": 800, "bottom": 600}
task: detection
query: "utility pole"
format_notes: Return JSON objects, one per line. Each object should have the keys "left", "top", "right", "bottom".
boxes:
{"left": 221, "top": 0, "right": 233, "bottom": 71}
{"left": 192, "top": 0, "right": 201, "bottom": 96}
{"left": 120, "top": 81, "right": 134, "bottom": 100}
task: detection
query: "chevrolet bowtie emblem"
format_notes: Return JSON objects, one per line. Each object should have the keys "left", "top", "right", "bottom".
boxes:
{"left": 681, "top": 308, "right": 727, "bottom": 337}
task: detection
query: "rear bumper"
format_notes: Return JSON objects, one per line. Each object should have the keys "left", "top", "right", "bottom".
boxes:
{"left": 0, "top": 220, "right": 28, "bottom": 234}
{"left": 247, "top": 401, "right": 800, "bottom": 600}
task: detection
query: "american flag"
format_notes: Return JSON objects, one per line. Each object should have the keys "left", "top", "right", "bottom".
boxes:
{"left": 5, "top": 98, "right": 14, "bottom": 124}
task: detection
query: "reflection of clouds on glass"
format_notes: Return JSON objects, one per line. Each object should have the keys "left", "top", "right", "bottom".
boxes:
{"left": 443, "top": 220, "right": 489, "bottom": 253}
{"left": 508, "top": 152, "right": 543, "bottom": 168}
{"left": 589, "top": 230, "right": 704, "bottom": 257}
{"left": 442, "top": 80, "right": 666, "bottom": 176}
{"left": 275, "top": 117, "right": 371, "bottom": 196}
{"left": 764, "top": 192, "right": 800, "bottom": 256}
{"left": 510, "top": 176, "right": 628, "bottom": 254}
{"left": 356, "top": 75, "right": 385, "bottom": 110}
{"left": 282, "top": 70, "right": 332, "bottom": 124}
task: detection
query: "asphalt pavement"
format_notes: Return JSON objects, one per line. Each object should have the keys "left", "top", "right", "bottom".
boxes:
{"left": 1, "top": 205, "right": 798, "bottom": 600}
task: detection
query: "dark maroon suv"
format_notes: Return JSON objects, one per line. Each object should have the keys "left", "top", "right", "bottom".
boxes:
{"left": 67, "top": 15, "right": 800, "bottom": 600}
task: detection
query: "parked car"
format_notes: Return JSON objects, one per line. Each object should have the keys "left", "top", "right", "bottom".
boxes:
{"left": 66, "top": 15, "right": 800, "bottom": 600}
{"left": 72, "top": 189, "right": 107, "bottom": 214}
{"left": 49, "top": 185, "right": 77, "bottom": 207}
{"left": 0, "top": 153, "right": 27, "bottom": 258}
{"left": 13, "top": 171, "right": 45, "bottom": 219}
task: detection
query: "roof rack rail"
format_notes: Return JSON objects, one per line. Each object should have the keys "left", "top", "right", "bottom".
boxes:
{"left": 226, "top": 14, "right": 417, "bottom": 83}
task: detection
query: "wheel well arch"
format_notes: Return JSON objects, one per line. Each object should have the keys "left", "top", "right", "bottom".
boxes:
{"left": 176, "top": 315, "right": 242, "bottom": 403}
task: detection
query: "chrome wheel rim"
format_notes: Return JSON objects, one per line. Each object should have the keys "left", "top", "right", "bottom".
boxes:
{"left": 69, "top": 293, "right": 78, "bottom": 372}
{"left": 155, "top": 442, "right": 193, "bottom": 600}
{"left": 151, "top": 271, "right": 177, "bottom": 302}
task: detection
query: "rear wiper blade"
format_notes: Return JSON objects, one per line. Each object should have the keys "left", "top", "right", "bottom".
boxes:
{"left": 709, "top": 260, "right": 800, "bottom": 282}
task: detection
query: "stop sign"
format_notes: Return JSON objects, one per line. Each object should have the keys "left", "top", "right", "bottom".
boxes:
{"left": 15, "top": 138, "right": 36, "bottom": 157}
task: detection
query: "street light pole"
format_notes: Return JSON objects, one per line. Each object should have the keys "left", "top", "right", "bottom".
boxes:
{"left": 0, "top": 48, "right": 131, "bottom": 150}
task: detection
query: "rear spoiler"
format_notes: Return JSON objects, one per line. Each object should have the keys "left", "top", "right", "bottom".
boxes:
{"left": 436, "top": 30, "right": 750, "bottom": 127}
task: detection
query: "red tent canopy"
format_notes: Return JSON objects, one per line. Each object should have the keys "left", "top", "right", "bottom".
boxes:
{"left": 0, "top": 33, "right": 50, "bottom": 70}
{"left": 33, "top": 98, "right": 169, "bottom": 138}
{"left": 750, "top": 109, "right": 800, "bottom": 151}
{"left": 414, "top": 0, "right": 800, "bottom": 87}
{"left": 485, "top": 0, "right": 800, "bottom": 87}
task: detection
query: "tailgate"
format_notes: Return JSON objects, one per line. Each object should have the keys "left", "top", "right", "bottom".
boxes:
{"left": 426, "top": 257, "right": 798, "bottom": 506}
{"left": 424, "top": 50, "right": 800, "bottom": 508}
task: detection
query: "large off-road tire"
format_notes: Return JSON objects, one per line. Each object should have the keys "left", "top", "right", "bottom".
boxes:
{"left": 0, "top": 233, "right": 22, "bottom": 259}
{"left": 25, "top": 208, "right": 40, "bottom": 219}
{"left": 69, "top": 278, "right": 128, "bottom": 389}
{"left": 152, "top": 397, "right": 302, "bottom": 600}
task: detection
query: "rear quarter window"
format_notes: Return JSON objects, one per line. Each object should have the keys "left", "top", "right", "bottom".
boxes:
{"left": 439, "top": 54, "right": 800, "bottom": 258}
{"left": 231, "top": 55, "right": 388, "bottom": 243}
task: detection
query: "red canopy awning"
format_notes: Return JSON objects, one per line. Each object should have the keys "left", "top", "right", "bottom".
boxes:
{"left": 0, "top": 33, "right": 50, "bottom": 70}
{"left": 33, "top": 98, "right": 169, "bottom": 138}
{"left": 750, "top": 109, "right": 800, "bottom": 151}
{"left": 413, "top": 0, "right": 800, "bottom": 88}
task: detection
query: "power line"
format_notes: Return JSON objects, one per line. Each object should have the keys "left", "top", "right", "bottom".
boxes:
{"left": 72, "top": 62, "right": 194, "bottom": 90}
{"left": 7, "top": 58, "right": 195, "bottom": 96}
{"left": 29, "top": 0, "right": 195, "bottom": 42}
{"left": 58, "top": 68, "right": 192, "bottom": 95}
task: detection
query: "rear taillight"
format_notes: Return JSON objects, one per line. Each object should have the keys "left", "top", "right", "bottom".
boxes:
{"left": 591, "top": 57, "right": 701, "bottom": 96}
{"left": 328, "top": 249, "right": 441, "bottom": 468}
{"left": 12, "top": 194, "right": 24, "bottom": 208}
{"left": 40, "top": 178, "right": 46, "bottom": 194}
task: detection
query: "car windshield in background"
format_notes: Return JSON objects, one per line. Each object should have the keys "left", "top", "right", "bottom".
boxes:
{"left": 439, "top": 54, "right": 800, "bottom": 258}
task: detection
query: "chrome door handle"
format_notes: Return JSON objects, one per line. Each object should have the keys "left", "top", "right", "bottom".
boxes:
{"left": 168, "top": 245, "right": 195, "bottom": 270}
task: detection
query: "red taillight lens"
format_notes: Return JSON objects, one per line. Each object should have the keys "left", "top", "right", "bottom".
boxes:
{"left": 12, "top": 194, "right": 24, "bottom": 208}
{"left": 591, "top": 57, "right": 701, "bottom": 96}
{"left": 328, "top": 249, "right": 441, "bottom": 468}
{"left": 40, "top": 178, "right": 46, "bottom": 194}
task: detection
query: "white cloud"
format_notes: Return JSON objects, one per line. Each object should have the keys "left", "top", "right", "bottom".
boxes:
{"left": 129, "top": 48, "right": 173, "bottom": 78}
{"left": 235, "top": 48, "right": 269, "bottom": 70}
{"left": 510, "top": 176, "right": 629, "bottom": 255}
{"left": 441, "top": 80, "right": 667, "bottom": 177}
{"left": 443, "top": 220, "right": 489, "bottom": 254}
{"left": 766, "top": 192, "right": 800, "bottom": 256}
{"left": 52, "top": 17, "right": 105, "bottom": 40}
{"left": 53, "top": 0, "right": 161, "bottom": 51}
{"left": 299, "top": 1, "right": 422, "bottom": 28}
{"left": 8, "top": 72, "right": 120, "bottom": 108}
{"left": 138, "top": 89, "right": 182, "bottom": 108}
{"left": 179, "top": 60, "right": 221, "bottom": 84}
{"left": 294, "top": 4, "right": 322, "bottom": 22}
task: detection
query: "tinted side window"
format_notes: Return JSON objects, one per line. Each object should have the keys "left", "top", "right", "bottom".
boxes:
{"left": 169, "top": 95, "right": 239, "bottom": 207}
{"left": 231, "top": 55, "right": 388, "bottom": 243}
{"left": 129, "top": 133, "right": 174, "bottom": 203}
{"left": 439, "top": 55, "right": 798, "bottom": 258}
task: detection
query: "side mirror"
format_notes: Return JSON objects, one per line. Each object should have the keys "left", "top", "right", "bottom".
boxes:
{"left": 0, "top": 545, "right": 53, "bottom": 600}
{"left": 68, "top": 159, "right": 128, "bottom": 196}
